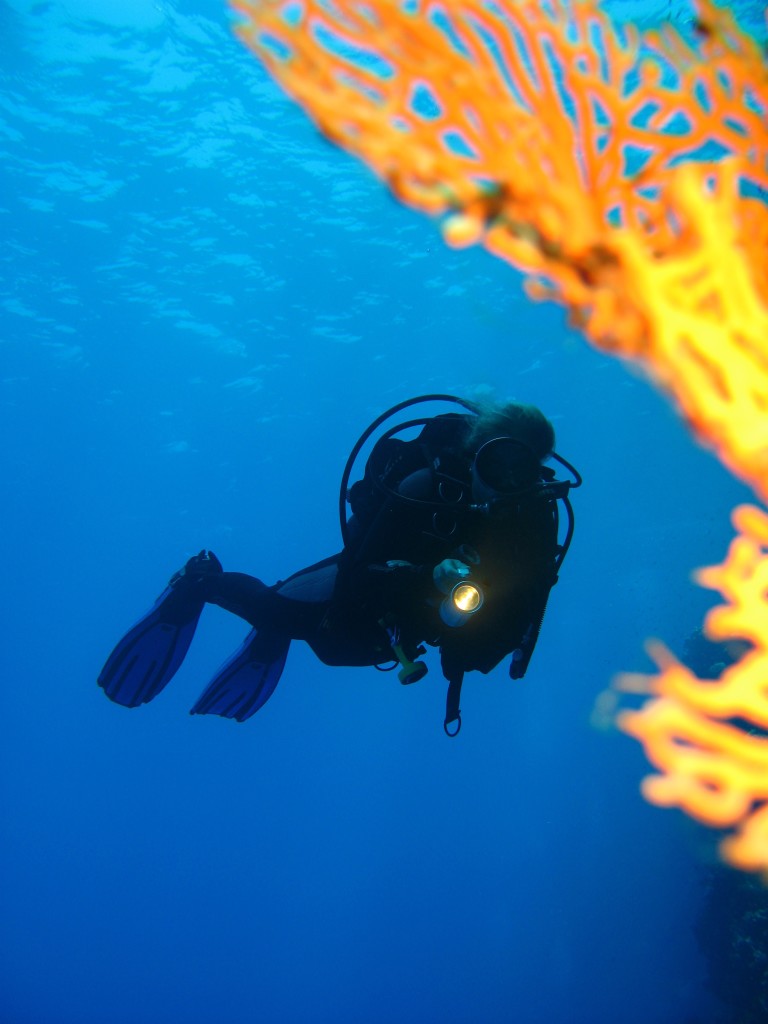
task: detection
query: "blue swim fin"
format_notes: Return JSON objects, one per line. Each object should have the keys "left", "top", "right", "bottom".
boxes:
{"left": 189, "top": 629, "right": 289, "bottom": 722}
{"left": 98, "top": 585, "right": 204, "bottom": 708}
{"left": 98, "top": 551, "right": 221, "bottom": 709}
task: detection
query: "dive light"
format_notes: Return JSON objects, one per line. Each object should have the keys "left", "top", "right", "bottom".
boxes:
{"left": 440, "top": 580, "right": 484, "bottom": 627}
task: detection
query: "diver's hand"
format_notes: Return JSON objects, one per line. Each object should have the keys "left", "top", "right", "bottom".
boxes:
{"left": 433, "top": 558, "right": 471, "bottom": 595}
{"left": 369, "top": 560, "right": 422, "bottom": 577}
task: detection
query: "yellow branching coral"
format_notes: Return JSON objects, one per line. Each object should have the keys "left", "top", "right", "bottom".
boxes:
{"left": 229, "top": 0, "right": 768, "bottom": 869}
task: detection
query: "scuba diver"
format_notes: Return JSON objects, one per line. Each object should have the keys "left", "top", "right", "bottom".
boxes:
{"left": 98, "top": 395, "right": 581, "bottom": 735}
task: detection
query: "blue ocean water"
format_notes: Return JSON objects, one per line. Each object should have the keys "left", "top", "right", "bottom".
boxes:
{"left": 2, "top": 2, "right": 764, "bottom": 1022}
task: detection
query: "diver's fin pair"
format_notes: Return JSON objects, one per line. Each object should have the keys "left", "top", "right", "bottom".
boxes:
{"left": 190, "top": 629, "right": 289, "bottom": 722}
{"left": 98, "top": 551, "right": 287, "bottom": 721}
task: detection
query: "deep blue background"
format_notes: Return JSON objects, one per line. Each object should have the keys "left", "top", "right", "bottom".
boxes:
{"left": 1, "top": 2, "right": 763, "bottom": 1022}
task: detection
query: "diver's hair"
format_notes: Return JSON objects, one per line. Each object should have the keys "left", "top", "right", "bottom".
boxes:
{"left": 465, "top": 401, "right": 555, "bottom": 461}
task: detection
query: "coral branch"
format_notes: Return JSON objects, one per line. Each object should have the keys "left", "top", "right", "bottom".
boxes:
{"left": 617, "top": 506, "right": 768, "bottom": 872}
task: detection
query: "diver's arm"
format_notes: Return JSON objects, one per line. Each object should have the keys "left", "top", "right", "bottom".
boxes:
{"left": 360, "top": 560, "right": 432, "bottom": 607}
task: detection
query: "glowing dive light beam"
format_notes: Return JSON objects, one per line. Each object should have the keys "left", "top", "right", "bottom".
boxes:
{"left": 440, "top": 582, "right": 484, "bottom": 627}
{"left": 453, "top": 583, "right": 483, "bottom": 614}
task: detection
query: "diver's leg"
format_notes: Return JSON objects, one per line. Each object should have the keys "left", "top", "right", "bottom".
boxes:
{"left": 200, "top": 571, "right": 329, "bottom": 637}
{"left": 189, "top": 564, "right": 336, "bottom": 722}
{"left": 197, "top": 571, "right": 272, "bottom": 625}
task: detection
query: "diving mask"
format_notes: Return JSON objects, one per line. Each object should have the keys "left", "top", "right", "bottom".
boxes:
{"left": 471, "top": 436, "right": 540, "bottom": 506}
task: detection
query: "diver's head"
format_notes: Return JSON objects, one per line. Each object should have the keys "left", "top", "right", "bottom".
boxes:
{"left": 465, "top": 402, "right": 555, "bottom": 502}
{"left": 465, "top": 401, "right": 555, "bottom": 461}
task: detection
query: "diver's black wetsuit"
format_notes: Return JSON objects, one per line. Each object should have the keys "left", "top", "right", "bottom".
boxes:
{"left": 98, "top": 400, "right": 578, "bottom": 733}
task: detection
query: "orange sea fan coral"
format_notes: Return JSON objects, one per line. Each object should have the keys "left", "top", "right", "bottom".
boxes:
{"left": 618, "top": 505, "right": 768, "bottom": 872}
{"left": 229, "top": 0, "right": 768, "bottom": 869}
{"left": 230, "top": 0, "right": 768, "bottom": 492}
